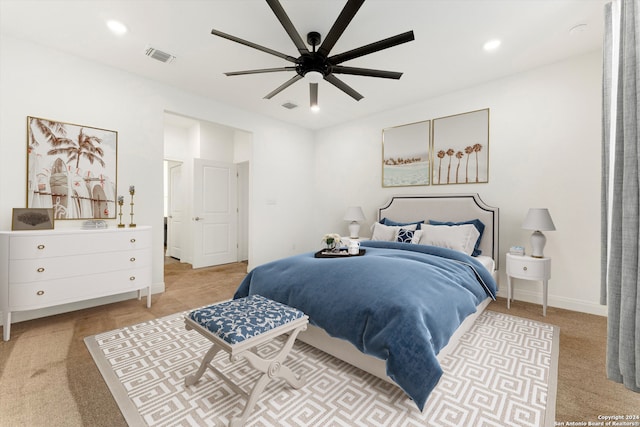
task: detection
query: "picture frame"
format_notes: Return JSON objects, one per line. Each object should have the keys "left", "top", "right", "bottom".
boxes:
{"left": 26, "top": 116, "right": 118, "bottom": 220}
{"left": 12, "top": 208, "right": 55, "bottom": 231}
{"left": 382, "top": 119, "right": 431, "bottom": 187}
{"left": 431, "top": 108, "right": 489, "bottom": 185}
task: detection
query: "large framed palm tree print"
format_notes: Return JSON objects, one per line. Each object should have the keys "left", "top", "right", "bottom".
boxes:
{"left": 26, "top": 116, "right": 117, "bottom": 220}
{"left": 431, "top": 109, "right": 489, "bottom": 185}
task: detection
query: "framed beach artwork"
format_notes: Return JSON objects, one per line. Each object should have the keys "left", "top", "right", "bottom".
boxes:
{"left": 26, "top": 116, "right": 118, "bottom": 220}
{"left": 11, "top": 208, "right": 55, "bottom": 231}
{"left": 382, "top": 120, "right": 431, "bottom": 187}
{"left": 431, "top": 109, "right": 489, "bottom": 185}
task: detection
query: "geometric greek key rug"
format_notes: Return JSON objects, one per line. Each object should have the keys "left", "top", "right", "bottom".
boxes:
{"left": 85, "top": 310, "right": 559, "bottom": 427}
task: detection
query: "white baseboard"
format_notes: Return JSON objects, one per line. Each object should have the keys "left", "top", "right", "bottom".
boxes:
{"left": 496, "top": 288, "right": 607, "bottom": 317}
{"left": 2, "top": 281, "right": 165, "bottom": 326}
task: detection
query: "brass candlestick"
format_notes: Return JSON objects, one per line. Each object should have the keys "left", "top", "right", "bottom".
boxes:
{"left": 117, "top": 196, "right": 125, "bottom": 228}
{"left": 129, "top": 186, "right": 136, "bottom": 228}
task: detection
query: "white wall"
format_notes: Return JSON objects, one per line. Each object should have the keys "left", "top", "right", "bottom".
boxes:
{"left": 0, "top": 35, "right": 316, "bottom": 322}
{"left": 314, "top": 51, "right": 604, "bottom": 316}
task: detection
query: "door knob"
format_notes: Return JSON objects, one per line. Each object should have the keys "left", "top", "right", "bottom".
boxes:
{"left": 194, "top": 216, "right": 201, "bottom": 221}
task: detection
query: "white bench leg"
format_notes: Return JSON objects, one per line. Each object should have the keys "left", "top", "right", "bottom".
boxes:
{"left": 229, "top": 326, "right": 307, "bottom": 427}
{"left": 185, "top": 344, "right": 222, "bottom": 386}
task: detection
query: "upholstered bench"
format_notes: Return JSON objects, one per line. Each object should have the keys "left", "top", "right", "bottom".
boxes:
{"left": 184, "top": 295, "right": 309, "bottom": 427}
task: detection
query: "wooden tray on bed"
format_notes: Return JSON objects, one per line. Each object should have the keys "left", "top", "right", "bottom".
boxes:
{"left": 314, "top": 249, "right": 366, "bottom": 258}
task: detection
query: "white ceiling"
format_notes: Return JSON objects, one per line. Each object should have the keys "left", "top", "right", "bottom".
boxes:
{"left": 0, "top": 0, "right": 607, "bottom": 130}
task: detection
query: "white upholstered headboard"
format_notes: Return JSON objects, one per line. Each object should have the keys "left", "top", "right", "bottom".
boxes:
{"left": 378, "top": 193, "right": 499, "bottom": 269}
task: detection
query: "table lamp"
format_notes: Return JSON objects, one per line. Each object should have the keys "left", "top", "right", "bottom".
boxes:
{"left": 344, "top": 206, "right": 366, "bottom": 238}
{"left": 521, "top": 208, "right": 556, "bottom": 258}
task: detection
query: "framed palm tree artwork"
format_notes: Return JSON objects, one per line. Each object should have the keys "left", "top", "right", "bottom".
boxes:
{"left": 432, "top": 108, "right": 489, "bottom": 185}
{"left": 26, "top": 116, "right": 117, "bottom": 220}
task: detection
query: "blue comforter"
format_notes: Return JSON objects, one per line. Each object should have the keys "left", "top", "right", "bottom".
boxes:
{"left": 234, "top": 240, "right": 497, "bottom": 410}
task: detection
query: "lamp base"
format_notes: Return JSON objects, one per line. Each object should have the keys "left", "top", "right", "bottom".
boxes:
{"left": 530, "top": 230, "right": 547, "bottom": 258}
{"left": 348, "top": 222, "right": 360, "bottom": 239}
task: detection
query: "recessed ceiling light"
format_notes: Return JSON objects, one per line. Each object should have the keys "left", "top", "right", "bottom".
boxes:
{"left": 107, "top": 20, "right": 128, "bottom": 36}
{"left": 483, "top": 39, "right": 501, "bottom": 51}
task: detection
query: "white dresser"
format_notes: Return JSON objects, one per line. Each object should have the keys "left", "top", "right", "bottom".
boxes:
{"left": 0, "top": 226, "right": 152, "bottom": 341}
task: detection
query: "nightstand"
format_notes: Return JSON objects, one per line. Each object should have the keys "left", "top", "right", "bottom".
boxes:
{"left": 506, "top": 253, "right": 551, "bottom": 316}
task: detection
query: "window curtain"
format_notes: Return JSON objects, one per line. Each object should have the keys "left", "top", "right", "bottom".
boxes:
{"left": 601, "top": 0, "right": 640, "bottom": 393}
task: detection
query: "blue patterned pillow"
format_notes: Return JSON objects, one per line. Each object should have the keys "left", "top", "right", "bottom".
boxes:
{"left": 396, "top": 228, "right": 415, "bottom": 243}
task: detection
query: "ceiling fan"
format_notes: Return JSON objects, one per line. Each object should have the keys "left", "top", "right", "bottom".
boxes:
{"left": 210, "top": 0, "right": 415, "bottom": 110}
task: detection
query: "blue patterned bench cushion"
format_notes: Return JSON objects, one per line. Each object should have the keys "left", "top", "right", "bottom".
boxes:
{"left": 188, "top": 295, "right": 306, "bottom": 345}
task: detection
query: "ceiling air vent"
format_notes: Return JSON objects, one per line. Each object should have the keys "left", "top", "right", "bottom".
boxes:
{"left": 281, "top": 102, "right": 298, "bottom": 110}
{"left": 144, "top": 47, "right": 175, "bottom": 64}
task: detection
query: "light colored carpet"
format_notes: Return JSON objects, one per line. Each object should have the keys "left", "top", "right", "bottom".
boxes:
{"left": 85, "top": 309, "right": 559, "bottom": 427}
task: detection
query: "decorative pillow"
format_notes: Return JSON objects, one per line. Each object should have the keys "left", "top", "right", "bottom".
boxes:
{"left": 380, "top": 217, "right": 424, "bottom": 230}
{"left": 371, "top": 222, "right": 418, "bottom": 241}
{"left": 396, "top": 228, "right": 415, "bottom": 243}
{"left": 429, "top": 219, "right": 485, "bottom": 256}
{"left": 419, "top": 224, "right": 481, "bottom": 256}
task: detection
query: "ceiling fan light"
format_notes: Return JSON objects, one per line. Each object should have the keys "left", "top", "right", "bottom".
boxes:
{"left": 305, "top": 71, "right": 323, "bottom": 84}
{"left": 310, "top": 81, "right": 319, "bottom": 112}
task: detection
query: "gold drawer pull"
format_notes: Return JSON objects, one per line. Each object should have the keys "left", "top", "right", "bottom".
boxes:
{"left": 37, "top": 267, "right": 45, "bottom": 273}
{"left": 130, "top": 238, "right": 136, "bottom": 243}
{"left": 36, "top": 290, "right": 44, "bottom": 296}
{"left": 37, "top": 244, "right": 45, "bottom": 250}
{"left": 130, "top": 276, "right": 136, "bottom": 281}
{"left": 523, "top": 266, "right": 528, "bottom": 271}
{"left": 130, "top": 257, "right": 136, "bottom": 262}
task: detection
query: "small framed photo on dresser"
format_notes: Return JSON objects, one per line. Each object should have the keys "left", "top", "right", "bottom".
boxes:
{"left": 11, "top": 208, "right": 54, "bottom": 231}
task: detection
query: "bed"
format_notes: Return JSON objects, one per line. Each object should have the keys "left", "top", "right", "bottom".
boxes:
{"left": 234, "top": 193, "right": 499, "bottom": 410}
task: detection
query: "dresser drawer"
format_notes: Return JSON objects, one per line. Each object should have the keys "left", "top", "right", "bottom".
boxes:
{"left": 8, "top": 249, "right": 151, "bottom": 283}
{"left": 9, "top": 228, "right": 151, "bottom": 260}
{"left": 506, "top": 256, "right": 551, "bottom": 279}
{"left": 8, "top": 267, "right": 151, "bottom": 311}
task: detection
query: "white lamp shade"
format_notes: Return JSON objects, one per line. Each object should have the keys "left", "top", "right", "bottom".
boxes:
{"left": 522, "top": 208, "right": 556, "bottom": 231}
{"left": 344, "top": 206, "right": 366, "bottom": 222}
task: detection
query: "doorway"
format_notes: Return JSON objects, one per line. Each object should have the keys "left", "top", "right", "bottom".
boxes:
{"left": 163, "top": 112, "right": 251, "bottom": 268}
{"left": 165, "top": 160, "right": 183, "bottom": 260}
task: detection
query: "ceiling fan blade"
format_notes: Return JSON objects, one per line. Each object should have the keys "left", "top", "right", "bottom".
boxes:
{"left": 329, "top": 31, "right": 415, "bottom": 65}
{"left": 266, "top": 0, "right": 310, "bottom": 55}
{"left": 310, "top": 83, "right": 318, "bottom": 108}
{"left": 324, "top": 74, "right": 363, "bottom": 101}
{"left": 263, "top": 74, "right": 304, "bottom": 99}
{"left": 331, "top": 65, "right": 403, "bottom": 79}
{"left": 317, "top": 0, "right": 365, "bottom": 57}
{"left": 211, "top": 29, "right": 297, "bottom": 62}
{"left": 225, "top": 67, "right": 296, "bottom": 76}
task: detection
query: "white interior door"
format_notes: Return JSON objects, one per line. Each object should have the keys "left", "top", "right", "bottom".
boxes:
{"left": 167, "top": 162, "right": 183, "bottom": 259}
{"left": 192, "top": 159, "right": 238, "bottom": 268}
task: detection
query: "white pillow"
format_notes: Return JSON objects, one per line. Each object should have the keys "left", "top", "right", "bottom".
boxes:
{"left": 419, "top": 224, "right": 480, "bottom": 256}
{"left": 410, "top": 229, "right": 424, "bottom": 244}
{"left": 371, "top": 222, "right": 418, "bottom": 241}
